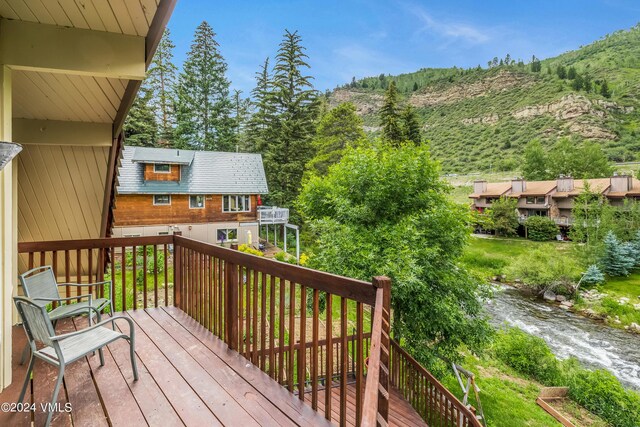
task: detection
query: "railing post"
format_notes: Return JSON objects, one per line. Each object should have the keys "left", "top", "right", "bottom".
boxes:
{"left": 173, "top": 232, "right": 182, "bottom": 308}
{"left": 373, "top": 276, "right": 391, "bottom": 427}
{"left": 225, "top": 243, "right": 239, "bottom": 350}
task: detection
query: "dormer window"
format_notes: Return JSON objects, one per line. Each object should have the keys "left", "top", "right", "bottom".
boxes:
{"left": 154, "top": 164, "right": 171, "bottom": 173}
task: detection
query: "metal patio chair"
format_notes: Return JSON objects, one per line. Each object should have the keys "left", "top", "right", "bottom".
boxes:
{"left": 14, "top": 296, "right": 138, "bottom": 427}
{"left": 18, "top": 266, "right": 114, "bottom": 363}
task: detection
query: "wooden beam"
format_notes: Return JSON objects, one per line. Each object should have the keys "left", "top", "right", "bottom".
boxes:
{"left": 113, "top": 0, "right": 177, "bottom": 137}
{"left": 0, "top": 19, "right": 145, "bottom": 80}
{"left": 100, "top": 133, "right": 123, "bottom": 238}
{"left": 13, "top": 118, "right": 111, "bottom": 147}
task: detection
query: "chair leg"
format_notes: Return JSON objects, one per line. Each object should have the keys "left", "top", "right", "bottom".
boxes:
{"left": 98, "top": 348, "right": 105, "bottom": 366}
{"left": 18, "top": 355, "right": 35, "bottom": 402}
{"left": 19, "top": 342, "right": 30, "bottom": 365}
{"left": 45, "top": 365, "right": 65, "bottom": 427}
{"left": 128, "top": 338, "right": 139, "bottom": 381}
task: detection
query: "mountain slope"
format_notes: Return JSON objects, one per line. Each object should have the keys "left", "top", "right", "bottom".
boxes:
{"left": 329, "top": 24, "right": 640, "bottom": 173}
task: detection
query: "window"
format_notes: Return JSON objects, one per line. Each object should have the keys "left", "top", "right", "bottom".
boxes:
{"left": 222, "top": 195, "right": 251, "bottom": 212}
{"left": 486, "top": 197, "right": 497, "bottom": 204}
{"left": 154, "top": 164, "right": 171, "bottom": 173}
{"left": 536, "top": 196, "right": 546, "bottom": 204}
{"left": 153, "top": 195, "right": 171, "bottom": 205}
{"left": 158, "top": 231, "right": 169, "bottom": 236}
{"left": 190, "top": 195, "right": 205, "bottom": 209}
{"left": 526, "top": 196, "right": 546, "bottom": 204}
{"left": 217, "top": 228, "right": 238, "bottom": 242}
{"left": 526, "top": 197, "right": 535, "bottom": 204}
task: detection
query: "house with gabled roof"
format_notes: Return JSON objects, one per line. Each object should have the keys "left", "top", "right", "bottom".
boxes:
{"left": 113, "top": 146, "right": 268, "bottom": 245}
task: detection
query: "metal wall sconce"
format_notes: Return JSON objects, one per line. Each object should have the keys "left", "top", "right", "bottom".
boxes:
{"left": 0, "top": 142, "right": 22, "bottom": 171}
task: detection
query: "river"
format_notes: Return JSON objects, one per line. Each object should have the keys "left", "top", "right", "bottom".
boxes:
{"left": 486, "top": 285, "right": 640, "bottom": 391}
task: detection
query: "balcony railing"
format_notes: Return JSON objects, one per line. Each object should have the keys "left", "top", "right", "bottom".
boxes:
{"left": 257, "top": 205, "right": 290, "bottom": 224}
{"left": 17, "top": 233, "right": 479, "bottom": 426}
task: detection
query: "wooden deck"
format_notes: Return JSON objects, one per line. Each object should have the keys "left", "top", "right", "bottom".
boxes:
{"left": 0, "top": 307, "right": 331, "bottom": 426}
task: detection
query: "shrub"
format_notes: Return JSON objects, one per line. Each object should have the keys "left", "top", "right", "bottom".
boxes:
{"left": 525, "top": 216, "right": 558, "bottom": 241}
{"left": 274, "top": 251, "right": 296, "bottom": 264}
{"left": 506, "top": 246, "right": 580, "bottom": 292}
{"left": 488, "top": 196, "right": 519, "bottom": 236}
{"left": 238, "top": 244, "right": 264, "bottom": 257}
{"left": 601, "top": 231, "right": 635, "bottom": 276}
{"left": 568, "top": 369, "right": 640, "bottom": 427}
{"left": 493, "top": 328, "right": 562, "bottom": 385}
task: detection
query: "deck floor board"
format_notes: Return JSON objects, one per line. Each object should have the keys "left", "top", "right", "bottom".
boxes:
{"left": 0, "top": 307, "right": 426, "bottom": 426}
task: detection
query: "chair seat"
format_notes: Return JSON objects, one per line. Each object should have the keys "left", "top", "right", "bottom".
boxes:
{"left": 48, "top": 298, "right": 110, "bottom": 320}
{"left": 39, "top": 326, "right": 125, "bottom": 364}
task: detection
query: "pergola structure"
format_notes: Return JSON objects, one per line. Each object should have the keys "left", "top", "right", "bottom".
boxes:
{"left": 0, "top": 0, "right": 176, "bottom": 391}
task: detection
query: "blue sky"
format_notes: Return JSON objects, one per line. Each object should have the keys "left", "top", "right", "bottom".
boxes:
{"left": 167, "top": 1, "right": 640, "bottom": 94}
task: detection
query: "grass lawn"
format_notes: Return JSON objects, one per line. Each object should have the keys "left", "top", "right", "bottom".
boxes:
{"left": 441, "top": 353, "right": 608, "bottom": 427}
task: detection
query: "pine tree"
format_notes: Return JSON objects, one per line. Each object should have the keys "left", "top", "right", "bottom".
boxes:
{"left": 262, "top": 29, "right": 318, "bottom": 208}
{"left": 567, "top": 66, "right": 577, "bottom": 80}
{"left": 379, "top": 80, "right": 402, "bottom": 146}
{"left": 246, "top": 57, "right": 275, "bottom": 153}
{"left": 600, "top": 79, "right": 611, "bottom": 98}
{"left": 583, "top": 73, "right": 592, "bottom": 93}
{"left": 556, "top": 65, "right": 567, "bottom": 79}
{"left": 401, "top": 105, "right": 421, "bottom": 145}
{"left": 601, "top": 231, "right": 635, "bottom": 276}
{"left": 306, "top": 102, "right": 366, "bottom": 176}
{"left": 146, "top": 28, "right": 178, "bottom": 145}
{"left": 530, "top": 55, "right": 541, "bottom": 72}
{"left": 581, "top": 264, "right": 605, "bottom": 285}
{"left": 231, "top": 89, "right": 251, "bottom": 151}
{"left": 571, "top": 73, "right": 584, "bottom": 90}
{"left": 175, "top": 21, "right": 234, "bottom": 151}
{"left": 124, "top": 84, "right": 158, "bottom": 146}
{"left": 412, "top": 82, "right": 418, "bottom": 91}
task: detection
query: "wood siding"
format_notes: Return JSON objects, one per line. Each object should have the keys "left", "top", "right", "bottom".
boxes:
{"left": 144, "top": 163, "right": 180, "bottom": 181}
{"left": 17, "top": 145, "right": 109, "bottom": 272}
{"left": 114, "top": 194, "right": 258, "bottom": 226}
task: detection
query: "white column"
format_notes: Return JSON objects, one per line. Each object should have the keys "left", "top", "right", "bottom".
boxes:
{"left": 0, "top": 64, "right": 14, "bottom": 390}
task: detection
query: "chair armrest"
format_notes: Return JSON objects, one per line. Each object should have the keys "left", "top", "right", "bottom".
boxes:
{"left": 58, "top": 281, "right": 110, "bottom": 288}
{"left": 34, "top": 294, "right": 93, "bottom": 304}
{"left": 51, "top": 315, "right": 134, "bottom": 341}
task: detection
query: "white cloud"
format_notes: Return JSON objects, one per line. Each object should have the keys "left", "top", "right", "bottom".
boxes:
{"left": 403, "top": 2, "right": 491, "bottom": 45}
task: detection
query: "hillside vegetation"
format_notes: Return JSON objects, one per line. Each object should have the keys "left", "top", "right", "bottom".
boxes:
{"left": 329, "top": 24, "right": 640, "bottom": 172}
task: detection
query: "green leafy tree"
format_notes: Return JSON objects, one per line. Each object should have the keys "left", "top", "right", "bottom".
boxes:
{"left": 488, "top": 196, "right": 519, "bottom": 237}
{"left": 379, "top": 80, "right": 403, "bottom": 146}
{"left": 547, "top": 138, "right": 611, "bottom": 179}
{"left": 263, "top": 29, "right": 318, "bottom": 208}
{"left": 525, "top": 216, "right": 558, "bottom": 241}
{"left": 600, "top": 79, "right": 611, "bottom": 98}
{"left": 175, "top": 21, "right": 234, "bottom": 151}
{"left": 124, "top": 84, "right": 158, "bottom": 146}
{"left": 305, "top": 102, "right": 366, "bottom": 176}
{"left": 146, "top": 28, "right": 178, "bottom": 145}
{"left": 570, "top": 184, "right": 615, "bottom": 265}
{"left": 530, "top": 55, "right": 541, "bottom": 72}
{"left": 600, "top": 231, "right": 635, "bottom": 276}
{"left": 522, "top": 139, "right": 548, "bottom": 180}
{"left": 583, "top": 73, "right": 592, "bottom": 93}
{"left": 401, "top": 105, "right": 421, "bottom": 145}
{"left": 571, "top": 73, "right": 584, "bottom": 91}
{"left": 556, "top": 65, "right": 567, "bottom": 79}
{"left": 297, "top": 145, "right": 492, "bottom": 366}
{"left": 548, "top": 138, "right": 578, "bottom": 177}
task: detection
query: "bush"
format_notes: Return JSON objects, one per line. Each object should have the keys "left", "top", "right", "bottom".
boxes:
{"left": 506, "top": 245, "right": 580, "bottom": 292}
{"left": 568, "top": 369, "right": 640, "bottom": 427}
{"left": 493, "top": 328, "right": 562, "bottom": 385}
{"left": 238, "top": 244, "right": 264, "bottom": 257}
{"left": 601, "top": 231, "right": 635, "bottom": 276}
{"left": 525, "top": 216, "right": 558, "bottom": 241}
{"left": 274, "top": 251, "right": 296, "bottom": 264}
{"left": 488, "top": 196, "right": 519, "bottom": 237}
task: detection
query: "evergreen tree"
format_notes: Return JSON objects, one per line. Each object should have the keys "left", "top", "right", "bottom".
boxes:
{"left": 263, "top": 29, "right": 318, "bottom": 208}
{"left": 522, "top": 139, "right": 548, "bottom": 180}
{"left": 124, "top": 84, "right": 158, "bottom": 146}
{"left": 571, "top": 73, "right": 584, "bottom": 91}
{"left": 556, "top": 65, "right": 567, "bottom": 79}
{"left": 412, "top": 82, "right": 419, "bottom": 91}
{"left": 146, "top": 28, "right": 178, "bottom": 145}
{"left": 581, "top": 264, "right": 605, "bottom": 286}
{"left": 530, "top": 55, "right": 541, "bottom": 72}
{"left": 504, "top": 53, "right": 511, "bottom": 65}
{"left": 305, "top": 102, "right": 366, "bottom": 176}
{"left": 379, "top": 80, "right": 403, "bottom": 146}
{"left": 600, "top": 79, "right": 611, "bottom": 98}
{"left": 231, "top": 89, "right": 251, "bottom": 151}
{"left": 175, "top": 21, "right": 234, "bottom": 151}
{"left": 246, "top": 57, "right": 275, "bottom": 153}
{"left": 601, "top": 231, "right": 635, "bottom": 276}
{"left": 401, "top": 105, "right": 421, "bottom": 145}
{"left": 583, "top": 73, "right": 593, "bottom": 93}
{"left": 567, "top": 66, "right": 577, "bottom": 80}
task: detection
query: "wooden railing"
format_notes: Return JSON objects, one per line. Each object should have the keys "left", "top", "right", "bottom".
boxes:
{"left": 18, "top": 234, "right": 479, "bottom": 426}
{"left": 17, "top": 235, "right": 175, "bottom": 311}
{"left": 172, "top": 235, "right": 390, "bottom": 426}
{"left": 390, "top": 339, "right": 482, "bottom": 427}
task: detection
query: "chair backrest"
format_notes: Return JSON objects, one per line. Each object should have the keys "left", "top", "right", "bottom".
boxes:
{"left": 14, "top": 296, "right": 56, "bottom": 347}
{"left": 19, "top": 266, "right": 60, "bottom": 306}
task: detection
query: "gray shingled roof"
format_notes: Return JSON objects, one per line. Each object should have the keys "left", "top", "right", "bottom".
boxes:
{"left": 117, "top": 146, "right": 269, "bottom": 195}
{"left": 131, "top": 146, "right": 195, "bottom": 165}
